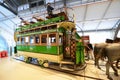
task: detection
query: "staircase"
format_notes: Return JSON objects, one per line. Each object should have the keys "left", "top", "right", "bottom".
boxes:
{"left": 59, "top": 60, "right": 76, "bottom": 71}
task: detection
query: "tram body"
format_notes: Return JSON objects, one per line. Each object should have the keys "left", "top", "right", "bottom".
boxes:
{"left": 15, "top": 15, "right": 85, "bottom": 70}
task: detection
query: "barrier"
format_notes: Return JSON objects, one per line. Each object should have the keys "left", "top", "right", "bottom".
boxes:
{"left": 0, "top": 51, "right": 8, "bottom": 58}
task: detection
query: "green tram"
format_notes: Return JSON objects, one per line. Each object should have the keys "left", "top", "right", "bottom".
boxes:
{"left": 15, "top": 15, "right": 86, "bottom": 71}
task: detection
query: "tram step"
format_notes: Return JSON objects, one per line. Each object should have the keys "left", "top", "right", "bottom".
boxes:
{"left": 60, "top": 61, "right": 76, "bottom": 71}
{"left": 60, "top": 66, "right": 74, "bottom": 71}
{"left": 60, "top": 60, "right": 74, "bottom": 64}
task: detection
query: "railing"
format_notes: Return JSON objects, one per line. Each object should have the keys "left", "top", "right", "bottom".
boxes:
{"left": 112, "top": 19, "right": 120, "bottom": 39}
{"left": 16, "top": 16, "right": 65, "bottom": 32}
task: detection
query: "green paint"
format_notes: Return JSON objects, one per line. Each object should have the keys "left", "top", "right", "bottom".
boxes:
{"left": 75, "top": 32, "right": 81, "bottom": 39}
{"left": 58, "top": 27, "right": 66, "bottom": 33}
{"left": 17, "top": 29, "right": 57, "bottom": 37}
{"left": 76, "top": 42, "right": 85, "bottom": 64}
{"left": 16, "top": 16, "right": 65, "bottom": 31}
{"left": 15, "top": 18, "right": 85, "bottom": 66}
{"left": 59, "top": 46, "right": 63, "bottom": 54}
{"left": 16, "top": 28, "right": 21, "bottom": 31}
{"left": 17, "top": 45, "right": 58, "bottom": 55}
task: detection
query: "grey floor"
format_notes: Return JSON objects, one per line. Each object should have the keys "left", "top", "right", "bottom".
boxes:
{"left": 0, "top": 57, "right": 120, "bottom": 80}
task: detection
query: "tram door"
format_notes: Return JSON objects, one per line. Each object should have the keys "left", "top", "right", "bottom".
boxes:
{"left": 62, "top": 31, "right": 71, "bottom": 59}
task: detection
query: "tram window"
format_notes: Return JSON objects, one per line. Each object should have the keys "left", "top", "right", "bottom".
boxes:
{"left": 49, "top": 34, "right": 56, "bottom": 43}
{"left": 21, "top": 37, "right": 25, "bottom": 44}
{"left": 48, "top": 25, "right": 57, "bottom": 29}
{"left": 41, "top": 27, "right": 47, "bottom": 31}
{"left": 59, "top": 35, "right": 63, "bottom": 44}
{"left": 41, "top": 35, "right": 47, "bottom": 43}
{"left": 30, "top": 36, "right": 34, "bottom": 44}
{"left": 17, "top": 37, "right": 21, "bottom": 44}
{"left": 35, "top": 35, "right": 40, "bottom": 43}
{"left": 35, "top": 28, "right": 41, "bottom": 32}
{"left": 25, "top": 37, "right": 29, "bottom": 44}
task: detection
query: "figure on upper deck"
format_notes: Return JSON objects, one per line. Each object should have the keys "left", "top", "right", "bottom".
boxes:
{"left": 47, "top": 3, "right": 54, "bottom": 17}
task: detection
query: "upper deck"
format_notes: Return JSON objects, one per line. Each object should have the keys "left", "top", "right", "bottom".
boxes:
{"left": 16, "top": 17, "right": 75, "bottom": 37}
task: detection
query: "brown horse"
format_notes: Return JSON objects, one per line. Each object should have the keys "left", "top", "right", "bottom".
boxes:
{"left": 94, "top": 43, "right": 120, "bottom": 80}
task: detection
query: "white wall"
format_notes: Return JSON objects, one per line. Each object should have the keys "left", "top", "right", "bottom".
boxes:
{"left": 78, "top": 30, "right": 114, "bottom": 44}
{"left": 73, "top": 0, "right": 120, "bottom": 44}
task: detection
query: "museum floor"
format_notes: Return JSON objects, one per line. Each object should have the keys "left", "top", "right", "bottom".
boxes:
{"left": 0, "top": 57, "right": 120, "bottom": 80}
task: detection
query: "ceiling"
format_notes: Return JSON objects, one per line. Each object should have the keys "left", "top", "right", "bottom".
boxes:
{"left": 67, "top": 0, "right": 120, "bottom": 32}
{"left": 0, "top": 0, "right": 120, "bottom": 46}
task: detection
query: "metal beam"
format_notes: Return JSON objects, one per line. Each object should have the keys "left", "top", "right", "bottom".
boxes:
{"left": 0, "top": 11, "right": 17, "bottom": 31}
{"left": 0, "top": 26, "right": 13, "bottom": 35}
{"left": 0, "top": 11, "right": 16, "bottom": 25}
{"left": 82, "top": 5, "right": 88, "bottom": 28}
{"left": 0, "top": 2, "right": 17, "bottom": 15}
{"left": 77, "top": 28, "right": 114, "bottom": 33}
{"left": 112, "top": 19, "right": 120, "bottom": 29}
{"left": 76, "top": 17, "right": 120, "bottom": 23}
{"left": 2, "top": 22, "right": 14, "bottom": 30}
{"left": 63, "top": 0, "right": 67, "bottom": 15}
{"left": 0, "top": 15, "right": 16, "bottom": 22}
{"left": 113, "top": 22, "right": 120, "bottom": 39}
{"left": 95, "top": 0, "right": 112, "bottom": 31}
{"left": 63, "top": 0, "right": 66, "bottom": 6}
{"left": 12, "top": 0, "right": 19, "bottom": 7}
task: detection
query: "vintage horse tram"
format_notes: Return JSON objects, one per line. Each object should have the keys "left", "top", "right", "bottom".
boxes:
{"left": 14, "top": 12, "right": 86, "bottom": 71}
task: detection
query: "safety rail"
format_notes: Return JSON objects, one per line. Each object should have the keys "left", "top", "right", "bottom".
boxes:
{"left": 16, "top": 16, "right": 65, "bottom": 32}
{"left": 17, "top": 29, "right": 56, "bottom": 37}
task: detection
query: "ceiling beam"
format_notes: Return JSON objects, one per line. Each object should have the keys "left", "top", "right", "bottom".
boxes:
{"left": 76, "top": 17, "right": 120, "bottom": 23}
{"left": 0, "top": 15, "right": 16, "bottom": 22}
{"left": 0, "top": 11, "right": 17, "bottom": 31}
{"left": 82, "top": 5, "right": 88, "bottom": 29}
{"left": 77, "top": 28, "right": 115, "bottom": 33}
{"left": 95, "top": 0, "right": 112, "bottom": 31}
{"left": 0, "top": 11, "right": 16, "bottom": 25}
{"left": 113, "top": 21, "right": 120, "bottom": 39}
{"left": 112, "top": 19, "right": 120, "bottom": 29}
{"left": 12, "top": 0, "right": 19, "bottom": 7}
{"left": 2, "top": 22, "right": 14, "bottom": 30}
{"left": 0, "top": 2, "right": 17, "bottom": 15}
{"left": 0, "top": 26, "right": 13, "bottom": 36}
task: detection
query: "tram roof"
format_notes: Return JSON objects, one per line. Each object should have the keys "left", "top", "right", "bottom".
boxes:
{"left": 58, "top": 22, "right": 75, "bottom": 30}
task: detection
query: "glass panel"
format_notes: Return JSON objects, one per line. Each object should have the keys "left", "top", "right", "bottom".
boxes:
{"left": 17, "top": 37, "right": 21, "bottom": 44}
{"left": 25, "top": 37, "right": 29, "bottom": 42}
{"left": 59, "top": 35, "right": 62, "bottom": 44}
{"left": 30, "top": 36, "right": 34, "bottom": 44}
{"left": 25, "top": 36, "right": 29, "bottom": 44}
{"left": 49, "top": 34, "right": 56, "bottom": 43}
{"left": 41, "top": 35, "right": 47, "bottom": 43}
{"left": 21, "top": 37, "right": 25, "bottom": 44}
{"left": 35, "top": 35, "right": 40, "bottom": 43}
{"left": 117, "top": 31, "right": 120, "bottom": 37}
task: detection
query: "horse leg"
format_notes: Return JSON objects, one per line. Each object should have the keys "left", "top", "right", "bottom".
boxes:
{"left": 116, "top": 59, "right": 120, "bottom": 69}
{"left": 106, "top": 61, "right": 113, "bottom": 80}
{"left": 111, "top": 62, "right": 118, "bottom": 76}
{"left": 95, "top": 54, "right": 101, "bottom": 69}
{"left": 86, "top": 51, "right": 90, "bottom": 60}
{"left": 94, "top": 57, "right": 101, "bottom": 69}
{"left": 97, "top": 59, "right": 101, "bottom": 69}
{"left": 91, "top": 50, "right": 94, "bottom": 60}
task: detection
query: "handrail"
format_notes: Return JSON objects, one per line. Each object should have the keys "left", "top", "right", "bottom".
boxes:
{"left": 113, "top": 19, "right": 120, "bottom": 39}
{"left": 16, "top": 16, "right": 65, "bottom": 32}
{"left": 111, "top": 19, "right": 120, "bottom": 30}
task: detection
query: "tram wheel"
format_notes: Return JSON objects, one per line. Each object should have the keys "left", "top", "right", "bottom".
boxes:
{"left": 38, "top": 60, "right": 44, "bottom": 66}
{"left": 43, "top": 60, "right": 49, "bottom": 67}
{"left": 24, "top": 56, "right": 28, "bottom": 62}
